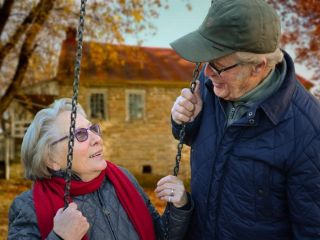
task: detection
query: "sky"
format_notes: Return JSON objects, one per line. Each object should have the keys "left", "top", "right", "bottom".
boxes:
{"left": 125, "top": 0, "right": 211, "bottom": 48}
{"left": 125, "top": 0, "right": 313, "bottom": 79}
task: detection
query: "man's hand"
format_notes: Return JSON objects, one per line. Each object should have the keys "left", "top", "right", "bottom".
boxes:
{"left": 171, "top": 80, "right": 202, "bottom": 124}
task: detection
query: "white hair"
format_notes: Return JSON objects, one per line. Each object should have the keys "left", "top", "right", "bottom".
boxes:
{"left": 21, "top": 98, "right": 86, "bottom": 180}
{"left": 235, "top": 48, "right": 284, "bottom": 68}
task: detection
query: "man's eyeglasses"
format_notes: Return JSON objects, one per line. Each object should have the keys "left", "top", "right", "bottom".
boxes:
{"left": 208, "top": 61, "right": 241, "bottom": 77}
{"left": 51, "top": 124, "right": 101, "bottom": 145}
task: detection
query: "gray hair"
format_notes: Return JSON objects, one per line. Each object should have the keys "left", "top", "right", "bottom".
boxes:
{"left": 235, "top": 48, "right": 284, "bottom": 69}
{"left": 21, "top": 98, "right": 86, "bottom": 180}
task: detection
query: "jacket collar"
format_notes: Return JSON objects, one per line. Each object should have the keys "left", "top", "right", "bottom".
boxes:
{"left": 260, "top": 51, "right": 296, "bottom": 125}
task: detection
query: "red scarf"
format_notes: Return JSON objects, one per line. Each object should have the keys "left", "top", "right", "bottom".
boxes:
{"left": 33, "top": 161, "right": 156, "bottom": 240}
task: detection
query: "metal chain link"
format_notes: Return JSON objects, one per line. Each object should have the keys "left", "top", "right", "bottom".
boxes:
{"left": 64, "top": 0, "right": 87, "bottom": 209}
{"left": 163, "top": 62, "right": 201, "bottom": 240}
{"left": 173, "top": 63, "right": 200, "bottom": 176}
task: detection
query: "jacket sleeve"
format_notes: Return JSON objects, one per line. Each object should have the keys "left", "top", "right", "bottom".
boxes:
{"left": 154, "top": 194, "right": 194, "bottom": 240}
{"left": 171, "top": 114, "right": 202, "bottom": 146}
{"left": 287, "top": 134, "right": 320, "bottom": 239}
{"left": 8, "top": 191, "right": 61, "bottom": 240}
{"left": 120, "top": 168, "right": 194, "bottom": 240}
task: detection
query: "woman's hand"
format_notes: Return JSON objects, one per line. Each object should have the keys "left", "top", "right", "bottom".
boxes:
{"left": 53, "top": 202, "right": 90, "bottom": 240}
{"left": 155, "top": 175, "right": 188, "bottom": 208}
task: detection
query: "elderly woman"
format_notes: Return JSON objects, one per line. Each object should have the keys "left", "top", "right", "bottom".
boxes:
{"left": 8, "top": 98, "right": 193, "bottom": 240}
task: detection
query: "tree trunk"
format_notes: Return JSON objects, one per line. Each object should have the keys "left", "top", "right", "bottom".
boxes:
{"left": 0, "top": 0, "right": 54, "bottom": 117}
{"left": 0, "top": 0, "right": 54, "bottom": 69}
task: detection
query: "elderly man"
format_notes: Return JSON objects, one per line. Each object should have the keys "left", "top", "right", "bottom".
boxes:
{"left": 170, "top": 0, "right": 320, "bottom": 239}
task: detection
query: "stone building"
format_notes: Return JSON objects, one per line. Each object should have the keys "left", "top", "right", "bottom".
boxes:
{"left": 3, "top": 29, "right": 195, "bottom": 180}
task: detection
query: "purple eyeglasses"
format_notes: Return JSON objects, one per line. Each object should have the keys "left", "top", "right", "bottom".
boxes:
{"left": 51, "top": 124, "right": 101, "bottom": 145}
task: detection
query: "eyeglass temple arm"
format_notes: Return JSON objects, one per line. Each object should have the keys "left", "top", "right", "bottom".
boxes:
{"left": 52, "top": 136, "right": 69, "bottom": 145}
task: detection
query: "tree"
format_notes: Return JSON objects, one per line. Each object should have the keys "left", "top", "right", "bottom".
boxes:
{"left": 0, "top": 0, "right": 178, "bottom": 122}
{"left": 0, "top": 0, "right": 54, "bottom": 119}
{"left": 267, "top": 0, "right": 320, "bottom": 81}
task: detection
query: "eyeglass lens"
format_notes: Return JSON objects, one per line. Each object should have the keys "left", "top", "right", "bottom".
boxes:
{"left": 75, "top": 124, "right": 101, "bottom": 142}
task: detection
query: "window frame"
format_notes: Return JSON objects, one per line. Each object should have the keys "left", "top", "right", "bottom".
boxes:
{"left": 87, "top": 89, "right": 108, "bottom": 120}
{"left": 125, "top": 89, "right": 146, "bottom": 122}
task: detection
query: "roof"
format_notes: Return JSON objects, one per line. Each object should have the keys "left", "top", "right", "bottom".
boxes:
{"left": 56, "top": 30, "right": 196, "bottom": 86}
{"left": 55, "top": 29, "right": 313, "bottom": 89}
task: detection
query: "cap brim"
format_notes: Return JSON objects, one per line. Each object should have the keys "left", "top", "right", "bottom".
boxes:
{"left": 170, "top": 30, "right": 235, "bottom": 62}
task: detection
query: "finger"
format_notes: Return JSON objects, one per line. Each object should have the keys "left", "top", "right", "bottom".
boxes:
{"left": 75, "top": 210, "right": 83, "bottom": 217}
{"left": 157, "top": 175, "right": 176, "bottom": 186}
{"left": 55, "top": 208, "right": 64, "bottom": 216}
{"left": 177, "top": 97, "right": 195, "bottom": 113}
{"left": 157, "top": 183, "right": 186, "bottom": 198}
{"left": 83, "top": 218, "right": 90, "bottom": 230}
{"left": 172, "top": 111, "right": 192, "bottom": 124}
{"left": 184, "top": 82, "right": 201, "bottom": 104}
{"left": 68, "top": 202, "right": 78, "bottom": 210}
{"left": 174, "top": 104, "right": 194, "bottom": 118}
{"left": 154, "top": 183, "right": 185, "bottom": 193}
{"left": 81, "top": 216, "right": 88, "bottom": 224}
{"left": 159, "top": 188, "right": 176, "bottom": 198}
{"left": 160, "top": 194, "right": 177, "bottom": 203}
{"left": 155, "top": 183, "right": 175, "bottom": 195}
{"left": 155, "top": 182, "right": 183, "bottom": 195}
{"left": 180, "top": 88, "right": 193, "bottom": 99}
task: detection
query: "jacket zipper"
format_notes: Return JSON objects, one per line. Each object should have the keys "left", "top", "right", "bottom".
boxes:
{"left": 97, "top": 190, "right": 118, "bottom": 240}
{"left": 102, "top": 207, "right": 118, "bottom": 240}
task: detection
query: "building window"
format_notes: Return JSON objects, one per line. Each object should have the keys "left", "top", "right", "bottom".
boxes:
{"left": 126, "top": 90, "right": 145, "bottom": 121}
{"left": 90, "top": 93, "right": 106, "bottom": 119}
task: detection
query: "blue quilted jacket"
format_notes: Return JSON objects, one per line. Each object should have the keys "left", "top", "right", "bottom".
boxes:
{"left": 172, "top": 52, "right": 320, "bottom": 239}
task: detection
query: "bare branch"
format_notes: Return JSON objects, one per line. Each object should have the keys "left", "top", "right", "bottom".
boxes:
{"left": 0, "top": 0, "right": 14, "bottom": 34}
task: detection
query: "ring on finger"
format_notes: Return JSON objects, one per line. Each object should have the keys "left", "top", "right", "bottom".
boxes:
{"left": 170, "top": 188, "right": 174, "bottom": 197}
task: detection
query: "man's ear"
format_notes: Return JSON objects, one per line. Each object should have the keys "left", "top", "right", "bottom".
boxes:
{"left": 251, "top": 58, "right": 267, "bottom": 77}
{"left": 46, "top": 158, "right": 61, "bottom": 171}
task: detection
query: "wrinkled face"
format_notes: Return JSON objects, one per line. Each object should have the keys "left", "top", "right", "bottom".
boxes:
{"left": 50, "top": 111, "right": 107, "bottom": 181}
{"left": 204, "top": 54, "right": 261, "bottom": 101}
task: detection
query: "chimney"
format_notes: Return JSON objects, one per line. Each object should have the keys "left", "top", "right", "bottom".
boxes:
{"left": 65, "top": 27, "right": 77, "bottom": 43}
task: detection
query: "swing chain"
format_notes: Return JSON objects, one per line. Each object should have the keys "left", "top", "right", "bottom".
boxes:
{"left": 172, "top": 62, "right": 201, "bottom": 177}
{"left": 64, "top": 0, "right": 87, "bottom": 209}
{"left": 163, "top": 63, "right": 201, "bottom": 240}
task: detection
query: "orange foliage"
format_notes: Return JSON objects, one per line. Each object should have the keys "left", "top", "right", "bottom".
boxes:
{"left": 0, "top": 163, "right": 32, "bottom": 238}
{"left": 267, "top": 0, "right": 320, "bottom": 80}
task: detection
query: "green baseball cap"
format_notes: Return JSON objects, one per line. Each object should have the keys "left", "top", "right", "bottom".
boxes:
{"left": 170, "top": 0, "right": 281, "bottom": 62}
